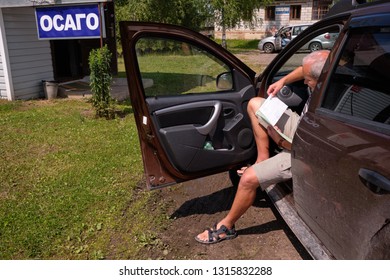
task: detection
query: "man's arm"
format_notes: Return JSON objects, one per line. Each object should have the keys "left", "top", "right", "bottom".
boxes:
{"left": 267, "top": 66, "right": 304, "bottom": 96}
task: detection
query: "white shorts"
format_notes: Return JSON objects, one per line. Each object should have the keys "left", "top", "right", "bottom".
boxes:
{"left": 253, "top": 150, "right": 292, "bottom": 190}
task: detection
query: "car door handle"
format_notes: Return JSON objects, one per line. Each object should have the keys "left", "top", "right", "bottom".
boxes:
{"left": 223, "top": 108, "right": 235, "bottom": 118}
{"left": 359, "top": 168, "right": 390, "bottom": 194}
{"left": 196, "top": 101, "right": 222, "bottom": 135}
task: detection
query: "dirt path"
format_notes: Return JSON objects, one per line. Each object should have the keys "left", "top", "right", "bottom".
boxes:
{"left": 141, "top": 172, "right": 311, "bottom": 260}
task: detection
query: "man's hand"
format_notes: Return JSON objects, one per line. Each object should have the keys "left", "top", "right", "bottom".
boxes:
{"left": 266, "top": 66, "right": 304, "bottom": 97}
{"left": 267, "top": 80, "right": 284, "bottom": 97}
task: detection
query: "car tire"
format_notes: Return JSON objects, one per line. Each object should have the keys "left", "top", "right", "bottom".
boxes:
{"left": 309, "top": 42, "right": 322, "bottom": 52}
{"left": 263, "top": 43, "right": 275, "bottom": 53}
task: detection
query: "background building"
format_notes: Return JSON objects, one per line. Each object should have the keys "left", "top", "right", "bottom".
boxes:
{"left": 215, "top": 0, "right": 333, "bottom": 39}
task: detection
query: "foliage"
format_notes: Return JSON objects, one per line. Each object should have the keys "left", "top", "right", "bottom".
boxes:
{"left": 115, "top": 0, "right": 274, "bottom": 38}
{"left": 116, "top": 0, "right": 210, "bottom": 33}
{"left": 210, "top": 0, "right": 273, "bottom": 29}
{"left": 89, "top": 45, "right": 115, "bottom": 119}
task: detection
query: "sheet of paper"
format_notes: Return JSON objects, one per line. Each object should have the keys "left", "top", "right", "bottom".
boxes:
{"left": 258, "top": 95, "right": 288, "bottom": 126}
{"left": 255, "top": 95, "right": 292, "bottom": 143}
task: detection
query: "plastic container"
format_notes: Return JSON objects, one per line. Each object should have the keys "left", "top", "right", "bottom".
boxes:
{"left": 43, "top": 81, "right": 59, "bottom": 100}
{"left": 203, "top": 141, "right": 214, "bottom": 150}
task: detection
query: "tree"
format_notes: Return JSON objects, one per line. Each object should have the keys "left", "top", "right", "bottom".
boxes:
{"left": 116, "top": 0, "right": 210, "bottom": 31}
{"left": 115, "top": 0, "right": 273, "bottom": 46}
{"left": 209, "top": 0, "right": 273, "bottom": 48}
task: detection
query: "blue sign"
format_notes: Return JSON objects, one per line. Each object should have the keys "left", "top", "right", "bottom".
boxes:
{"left": 275, "top": 6, "right": 290, "bottom": 15}
{"left": 36, "top": 4, "right": 102, "bottom": 39}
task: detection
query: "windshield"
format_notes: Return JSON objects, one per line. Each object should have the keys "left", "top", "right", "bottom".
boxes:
{"left": 276, "top": 26, "right": 292, "bottom": 36}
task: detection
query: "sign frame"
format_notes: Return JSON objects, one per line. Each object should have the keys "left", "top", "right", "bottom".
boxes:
{"left": 35, "top": 4, "right": 106, "bottom": 40}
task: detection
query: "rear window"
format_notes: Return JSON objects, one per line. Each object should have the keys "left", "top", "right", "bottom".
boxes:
{"left": 322, "top": 27, "right": 390, "bottom": 124}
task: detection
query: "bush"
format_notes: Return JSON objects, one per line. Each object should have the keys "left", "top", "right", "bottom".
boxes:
{"left": 89, "top": 45, "right": 115, "bottom": 119}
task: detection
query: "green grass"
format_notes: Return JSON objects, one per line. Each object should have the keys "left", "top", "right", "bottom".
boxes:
{"left": 214, "top": 39, "right": 259, "bottom": 53}
{"left": 117, "top": 39, "right": 262, "bottom": 97}
{"left": 137, "top": 54, "right": 229, "bottom": 96}
{"left": 0, "top": 99, "right": 170, "bottom": 259}
{"left": 117, "top": 39, "right": 260, "bottom": 77}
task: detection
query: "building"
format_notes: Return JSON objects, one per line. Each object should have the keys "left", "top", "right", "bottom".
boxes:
{"left": 0, "top": 0, "right": 116, "bottom": 101}
{"left": 215, "top": 0, "right": 334, "bottom": 39}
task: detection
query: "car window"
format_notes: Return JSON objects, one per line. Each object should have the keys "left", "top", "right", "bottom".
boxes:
{"left": 274, "top": 25, "right": 341, "bottom": 75}
{"left": 322, "top": 27, "right": 390, "bottom": 124}
{"left": 292, "top": 25, "right": 309, "bottom": 36}
{"left": 277, "top": 26, "right": 291, "bottom": 36}
{"left": 135, "top": 37, "right": 232, "bottom": 97}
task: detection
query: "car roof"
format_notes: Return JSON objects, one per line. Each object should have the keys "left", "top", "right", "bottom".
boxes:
{"left": 282, "top": 24, "right": 311, "bottom": 29}
{"left": 325, "top": 0, "right": 388, "bottom": 18}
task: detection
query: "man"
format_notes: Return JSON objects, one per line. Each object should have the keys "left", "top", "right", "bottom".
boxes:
{"left": 195, "top": 50, "right": 330, "bottom": 244}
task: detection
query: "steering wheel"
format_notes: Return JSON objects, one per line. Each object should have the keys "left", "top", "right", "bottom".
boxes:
{"left": 276, "top": 82, "right": 309, "bottom": 115}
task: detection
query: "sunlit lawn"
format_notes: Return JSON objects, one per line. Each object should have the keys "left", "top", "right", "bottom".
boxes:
{"left": 0, "top": 99, "right": 169, "bottom": 259}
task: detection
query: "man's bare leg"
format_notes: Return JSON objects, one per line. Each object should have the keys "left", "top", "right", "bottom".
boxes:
{"left": 195, "top": 167, "right": 260, "bottom": 242}
{"left": 237, "top": 97, "right": 269, "bottom": 176}
{"left": 247, "top": 97, "right": 270, "bottom": 162}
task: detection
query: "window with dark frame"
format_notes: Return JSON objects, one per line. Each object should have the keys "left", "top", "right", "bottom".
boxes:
{"left": 322, "top": 27, "right": 390, "bottom": 124}
{"left": 290, "top": 5, "right": 301, "bottom": 20}
{"left": 312, "top": 0, "right": 332, "bottom": 20}
{"left": 265, "top": 6, "right": 276, "bottom": 21}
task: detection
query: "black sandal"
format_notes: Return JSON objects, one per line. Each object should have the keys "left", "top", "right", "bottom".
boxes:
{"left": 195, "top": 224, "right": 237, "bottom": 244}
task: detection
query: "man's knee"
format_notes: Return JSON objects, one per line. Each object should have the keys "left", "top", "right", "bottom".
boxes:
{"left": 247, "top": 97, "right": 265, "bottom": 114}
{"left": 239, "top": 168, "right": 259, "bottom": 191}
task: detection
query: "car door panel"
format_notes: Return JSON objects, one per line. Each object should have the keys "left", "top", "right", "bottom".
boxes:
{"left": 293, "top": 112, "right": 390, "bottom": 259}
{"left": 151, "top": 97, "right": 256, "bottom": 173}
{"left": 120, "top": 21, "right": 257, "bottom": 189}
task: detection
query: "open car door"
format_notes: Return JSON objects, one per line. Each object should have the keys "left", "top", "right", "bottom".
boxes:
{"left": 120, "top": 22, "right": 257, "bottom": 189}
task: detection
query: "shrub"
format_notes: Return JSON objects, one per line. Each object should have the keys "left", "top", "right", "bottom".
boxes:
{"left": 89, "top": 45, "right": 115, "bottom": 119}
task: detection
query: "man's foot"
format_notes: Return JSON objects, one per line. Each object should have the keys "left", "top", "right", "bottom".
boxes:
{"left": 195, "top": 224, "right": 237, "bottom": 244}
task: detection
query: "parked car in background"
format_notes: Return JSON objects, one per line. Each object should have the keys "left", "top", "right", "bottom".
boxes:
{"left": 120, "top": 0, "right": 390, "bottom": 259}
{"left": 258, "top": 23, "right": 339, "bottom": 53}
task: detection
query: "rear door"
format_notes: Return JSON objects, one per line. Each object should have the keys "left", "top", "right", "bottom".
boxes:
{"left": 292, "top": 11, "right": 390, "bottom": 259}
{"left": 120, "top": 22, "right": 257, "bottom": 189}
{"left": 274, "top": 26, "right": 291, "bottom": 51}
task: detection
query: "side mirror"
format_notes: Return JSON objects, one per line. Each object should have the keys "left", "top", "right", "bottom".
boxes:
{"left": 216, "top": 72, "right": 233, "bottom": 90}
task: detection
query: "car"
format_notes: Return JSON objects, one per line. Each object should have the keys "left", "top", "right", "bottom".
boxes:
{"left": 258, "top": 24, "right": 339, "bottom": 53}
{"left": 119, "top": 0, "right": 390, "bottom": 259}
{"left": 258, "top": 24, "right": 310, "bottom": 53}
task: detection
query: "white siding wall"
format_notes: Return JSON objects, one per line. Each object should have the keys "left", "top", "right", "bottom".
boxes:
{"left": 0, "top": 51, "right": 6, "bottom": 99}
{"left": 3, "top": 7, "right": 53, "bottom": 100}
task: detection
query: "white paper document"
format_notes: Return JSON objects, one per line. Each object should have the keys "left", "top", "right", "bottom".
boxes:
{"left": 255, "top": 95, "right": 292, "bottom": 143}
{"left": 257, "top": 95, "right": 288, "bottom": 126}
